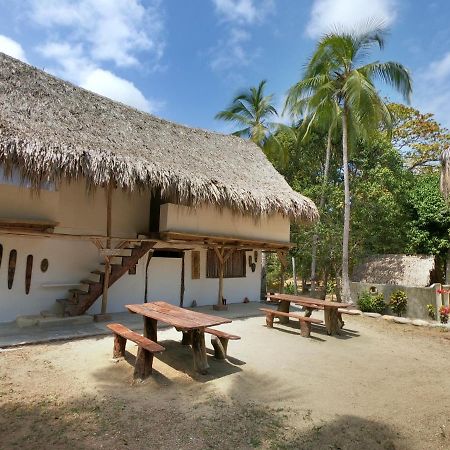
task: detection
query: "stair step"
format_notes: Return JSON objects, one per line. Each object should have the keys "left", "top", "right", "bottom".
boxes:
{"left": 56, "top": 297, "right": 77, "bottom": 305}
{"left": 80, "top": 279, "right": 99, "bottom": 286}
{"left": 69, "top": 288, "right": 89, "bottom": 295}
{"left": 100, "top": 257, "right": 122, "bottom": 265}
{"left": 99, "top": 248, "right": 132, "bottom": 257}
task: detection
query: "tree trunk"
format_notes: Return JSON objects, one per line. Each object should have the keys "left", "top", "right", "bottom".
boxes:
{"left": 311, "top": 129, "right": 332, "bottom": 294}
{"left": 341, "top": 109, "right": 352, "bottom": 303}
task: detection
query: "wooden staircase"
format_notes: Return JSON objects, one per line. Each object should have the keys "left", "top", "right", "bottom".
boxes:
{"left": 57, "top": 241, "right": 155, "bottom": 316}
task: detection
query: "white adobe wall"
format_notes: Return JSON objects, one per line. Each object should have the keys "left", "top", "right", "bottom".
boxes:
{"left": 0, "top": 178, "right": 280, "bottom": 322}
{"left": 160, "top": 203, "right": 290, "bottom": 243}
{"left": 183, "top": 249, "right": 262, "bottom": 307}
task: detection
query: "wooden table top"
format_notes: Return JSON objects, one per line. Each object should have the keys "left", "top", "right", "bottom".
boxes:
{"left": 269, "top": 293, "right": 352, "bottom": 309}
{"left": 125, "top": 301, "right": 232, "bottom": 330}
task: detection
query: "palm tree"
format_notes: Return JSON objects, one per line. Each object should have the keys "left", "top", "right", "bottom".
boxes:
{"left": 285, "top": 90, "right": 340, "bottom": 296}
{"left": 285, "top": 23, "right": 412, "bottom": 302}
{"left": 215, "top": 80, "right": 278, "bottom": 147}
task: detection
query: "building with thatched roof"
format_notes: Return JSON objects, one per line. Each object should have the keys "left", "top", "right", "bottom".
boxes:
{"left": 0, "top": 53, "right": 317, "bottom": 323}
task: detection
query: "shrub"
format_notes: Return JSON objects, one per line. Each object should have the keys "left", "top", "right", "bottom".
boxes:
{"left": 389, "top": 290, "right": 408, "bottom": 317}
{"left": 357, "top": 290, "right": 386, "bottom": 314}
{"left": 439, "top": 305, "right": 449, "bottom": 324}
{"left": 426, "top": 304, "right": 436, "bottom": 320}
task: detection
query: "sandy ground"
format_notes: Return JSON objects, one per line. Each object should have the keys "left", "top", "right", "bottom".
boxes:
{"left": 1, "top": 313, "right": 449, "bottom": 450}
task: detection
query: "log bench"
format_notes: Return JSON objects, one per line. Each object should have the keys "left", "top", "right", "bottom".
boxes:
{"left": 107, "top": 323, "right": 165, "bottom": 380}
{"left": 298, "top": 303, "right": 359, "bottom": 329}
{"left": 204, "top": 327, "right": 241, "bottom": 360}
{"left": 259, "top": 308, "right": 323, "bottom": 337}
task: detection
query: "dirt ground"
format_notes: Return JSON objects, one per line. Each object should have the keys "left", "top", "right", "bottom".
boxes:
{"left": 1, "top": 313, "right": 449, "bottom": 450}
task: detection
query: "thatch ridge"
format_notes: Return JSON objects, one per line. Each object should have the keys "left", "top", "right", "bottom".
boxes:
{"left": 0, "top": 52, "right": 318, "bottom": 221}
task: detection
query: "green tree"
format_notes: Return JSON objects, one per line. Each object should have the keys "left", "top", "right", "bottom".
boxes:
{"left": 285, "top": 24, "right": 412, "bottom": 301}
{"left": 215, "top": 80, "right": 277, "bottom": 146}
{"left": 389, "top": 103, "right": 450, "bottom": 171}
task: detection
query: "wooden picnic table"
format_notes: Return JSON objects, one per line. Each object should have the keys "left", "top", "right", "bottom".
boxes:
{"left": 269, "top": 293, "right": 352, "bottom": 335}
{"left": 126, "top": 301, "right": 231, "bottom": 374}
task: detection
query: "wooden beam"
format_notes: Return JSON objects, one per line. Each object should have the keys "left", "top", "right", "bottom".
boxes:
{"left": 180, "top": 252, "right": 185, "bottom": 307}
{"left": 101, "top": 183, "right": 113, "bottom": 315}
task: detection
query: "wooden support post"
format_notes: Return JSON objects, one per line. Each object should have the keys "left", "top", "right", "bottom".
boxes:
{"left": 191, "top": 328, "right": 209, "bottom": 374}
{"left": 213, "top": 246, "right": 233, "bottom": 311}
{"left": 181, "top": 330, "right": 193, "bottom": 345}
{"left": 324, "top": 307, "right": 341, "bottom": 336}
{"left": 210, "top": 336, "right": 228, "bottom": 360}
{"left": 144, "top": 317, "right": 158, "bottom": 341}
{"left": 112, "top": 334, "right": 127, "bottom": 358}
{"left": 134, "top": 348, "right": 153, "bottom": 380}
{"left": 265, "top": 312, "right": 274, "bottom": 328}
{"left": 299, "top": 320, "right": 312, "bottom": 338}
{"left": 180, "top": 252, "right": 185, "bottom": 307}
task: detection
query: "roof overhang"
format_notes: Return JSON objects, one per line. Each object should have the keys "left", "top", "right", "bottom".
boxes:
{"left": 149, "top": 231, "right": 294, "bottom": 251}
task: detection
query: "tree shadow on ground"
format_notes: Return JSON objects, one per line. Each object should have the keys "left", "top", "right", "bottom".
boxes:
{"left": 0, "top": 394, "right": 411, "bottom": 450}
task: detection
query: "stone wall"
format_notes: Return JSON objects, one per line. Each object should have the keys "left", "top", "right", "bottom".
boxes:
{"left": 350, "top": 282, "right": 443, "bottom": 320}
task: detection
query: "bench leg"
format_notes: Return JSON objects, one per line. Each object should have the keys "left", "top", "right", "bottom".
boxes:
{"left": 266, "top": 313, "right": 274, "bottom": 328}
{"left": 277, "top": 301, "right": 290, "bottom": 324}
{"left": 192, "top": 329, "right": 209, "bottom": 374}
{"left": 337, "top": 312, "right": 345, "bottom": 329}
{"left": 113, "top": 334, "right": 127, "bottom": 358}
{"left": 134, "top": 347, "right": 153, "bottom": 380}
{"left": 299, "top": 320, "right": 311, "bottom": 337}
{"left": 211, "top": 336, "right": 229, "bottom": 360}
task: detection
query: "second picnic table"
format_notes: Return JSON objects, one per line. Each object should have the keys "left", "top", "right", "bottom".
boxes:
{"left": 125, "top": 301, "right": 232, "bottom": 374}
{"left": 269, "top": 293, "right": 352, "bottom": 335}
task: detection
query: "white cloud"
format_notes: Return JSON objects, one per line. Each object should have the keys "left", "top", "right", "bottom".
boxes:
{"left": 82, "top": 68, "right": 154, "bottom": 112}
{"left": 426, "top": 52, "right": 450, "bottom": 82}
{"left": 210, "top": 28, "right": 252, "bottom": 72}
{"left": 212, "top": 0, "right": 274, "bottom": 24}
{"left": 29, "top": 0, "right": 165, "bottom": 67}
{"left": 306, "top": 0, "right": 397, "bottom": 38}
{"left": 0, "top": 35, "right": 27, "bottom": 62}
{"left": 38, "top": 41, "right": 158, "bottom": 113}
{"left": 209, "top": 0, "right": 273, "bottom": 76}
{"left": 415, "top": 52, "right": 450, "bottom": 129}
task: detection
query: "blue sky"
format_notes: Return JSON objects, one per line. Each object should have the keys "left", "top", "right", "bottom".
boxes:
{"left": 0, "top": 0, "right": 449, "bottom": 132}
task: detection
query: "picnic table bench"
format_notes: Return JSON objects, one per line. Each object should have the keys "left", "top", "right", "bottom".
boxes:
{"left": 259, "top": 307, "right": 323, "bottom": 337}
{"left": 268, "top": 294, "right": 353, "bottom": 335}
{"left": 205, "top": 327, "right": 241, "bottom": 359}
{"left": 125, "top": 301, "right": 233, "bottom": 374}
{"left": 107, "top": 323, "right": 165, "bottom": 380}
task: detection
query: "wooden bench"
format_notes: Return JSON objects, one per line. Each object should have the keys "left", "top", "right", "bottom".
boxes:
{"left": 204, "top": 327, "right": 241, "bottom": 360}
{"left": 259, "top": 308, "right": 323, "bottom": 337}
{"left": 107, "top": 323, "right": 165, "bottom": 380}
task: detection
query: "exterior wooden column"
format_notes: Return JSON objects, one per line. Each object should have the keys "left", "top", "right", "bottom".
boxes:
{"left": 276, "top": 251, "right": 289, "bottom": 324}
{"left": 180, "top": 252, "right": 185, "bottom": 307}
{"left": 213, "top": 246, "right": 233, "bottom": 311}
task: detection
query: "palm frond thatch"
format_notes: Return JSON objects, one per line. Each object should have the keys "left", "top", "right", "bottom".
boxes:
{"left": 0, "top": 53, "right": 318, "bottom": 222}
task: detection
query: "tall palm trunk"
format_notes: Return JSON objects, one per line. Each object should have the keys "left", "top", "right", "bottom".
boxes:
{"left": 310, "top": 129, "right": 332, "bottom": 295}
{"left": 341, "top": 108, "right": 351, "bottom": 303}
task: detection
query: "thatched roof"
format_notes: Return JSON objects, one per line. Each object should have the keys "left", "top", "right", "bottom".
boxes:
{"left": 351, "top": 254, "right": 436, "bottom": 287}
{"left": 0, "top": 52, "right": 318, "bottom": 222}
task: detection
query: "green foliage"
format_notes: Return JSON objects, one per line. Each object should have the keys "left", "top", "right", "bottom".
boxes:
{"left": 215, "top": 80, "right": 277, "bottom": 147}
{"left": 357, "top": 291, "right": 386, "bottom": 314}
{"left": 405, "top": 173, "right": 450, "bottom": 257}
{"left": 389, "top": 290, "right": 408, "bottom": 317}
{"left": 389, "top": 102, "right": 450, "bottom": 171}
{"left": 426, "top": 304, "right": 436, "bottom": 320}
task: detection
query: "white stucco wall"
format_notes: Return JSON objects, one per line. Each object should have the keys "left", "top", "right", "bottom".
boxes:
{"left": 160, "top": 203, "right": 290, "bottom": 243}
{"left": 0, "top": 178, "right": 278, "bottom": 322}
